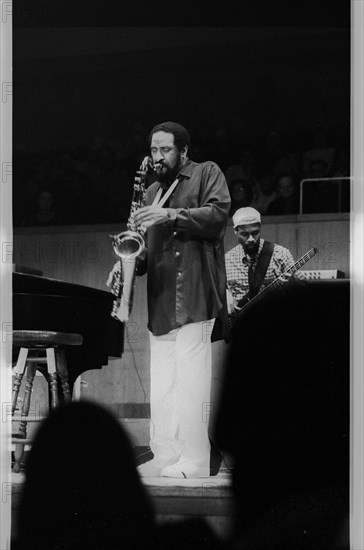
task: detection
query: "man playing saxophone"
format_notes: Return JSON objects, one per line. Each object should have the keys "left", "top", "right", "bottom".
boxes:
{"left": 132, "top": 121, "right": 231, "bottom": 478}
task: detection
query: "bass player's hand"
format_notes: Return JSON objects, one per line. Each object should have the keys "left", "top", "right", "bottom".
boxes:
{"left": 226, "top": 289, "right": 242, "bottom": 314}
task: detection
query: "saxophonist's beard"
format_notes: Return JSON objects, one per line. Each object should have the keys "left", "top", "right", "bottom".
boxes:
{"left": 155, "top": 155, "right": 184, "bottom": 185}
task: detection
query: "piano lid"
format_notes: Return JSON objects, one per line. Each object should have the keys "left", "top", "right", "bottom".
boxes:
{"left": 12, "top": 264, "right": 43, "bottom": 276}
{"left": 13, "top": 272, "right": 124, "bottom": 387}
{"left": 13, "top": 271, "right": 115, "bottom": 298}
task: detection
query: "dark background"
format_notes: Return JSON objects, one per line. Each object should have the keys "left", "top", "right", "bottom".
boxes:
{"left": 12, "top": 0, "right": 351, "bottom": 225}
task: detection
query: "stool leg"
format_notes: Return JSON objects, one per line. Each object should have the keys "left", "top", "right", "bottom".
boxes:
{"left": 18, "top": 362, "right": 37, "bottom": 439}
{"left": 47, "top": 348, "right": 59, "bottom": 408}
{"left": 13, "top": 442, "right": 25, "bottom": 474}
{"left": 56, "top": 348, "right": 71, "bottom": 402}
{"left": 12, "top": 347, "right": 28, "bottom": 414}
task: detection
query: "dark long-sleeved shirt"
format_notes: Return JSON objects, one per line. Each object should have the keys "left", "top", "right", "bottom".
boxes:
{"left": 139, "top": 159, "right": 231, "bottom": 336}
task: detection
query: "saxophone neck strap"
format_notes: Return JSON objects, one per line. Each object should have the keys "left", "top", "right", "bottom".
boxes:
{"left": 152, "top": 177, "right": 179, "bottom": 208}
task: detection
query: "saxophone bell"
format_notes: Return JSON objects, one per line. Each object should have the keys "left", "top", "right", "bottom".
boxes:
{"left": 111, "top": 230, "right": 145, "bottom": 260}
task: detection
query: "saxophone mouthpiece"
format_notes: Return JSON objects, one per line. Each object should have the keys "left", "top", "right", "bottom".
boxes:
{"left": 140, "top": 156, "right": 163, "bottom": 173}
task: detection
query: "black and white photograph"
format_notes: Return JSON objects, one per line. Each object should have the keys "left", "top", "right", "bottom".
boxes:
{"left": 1, "top": 1, "right": 363, "bottom": 549}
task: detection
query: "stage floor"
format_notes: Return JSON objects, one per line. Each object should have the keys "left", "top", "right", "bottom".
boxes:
{"left": 11, "top": 468, "right": 235, "bottom": 542}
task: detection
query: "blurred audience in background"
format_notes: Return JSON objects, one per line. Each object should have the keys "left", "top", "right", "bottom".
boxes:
{"left": 302, "top": 155, "right": 350, "bottom": 214}
{"left": 302, "top": 127, "right": 336, "bottom": 178}
{"left": 266, "top": 173, "right": 300, "bottom": 215}
{"left": 225, "top": 148, "right": 258, "bottom": 186}
{"left": 13, "top": 118, "right": 350, "bottom": 226}
{"left": 272, "top": 146, "right": 302, "bottom": 182}
{"left": 26, "top": 190, "right": 61, "bottom": 226}
{"left": 229, "top": 179, "right": 254, "bottom": 217}
{"left": 250, "top": 171, "right": 277, "bottom": 215}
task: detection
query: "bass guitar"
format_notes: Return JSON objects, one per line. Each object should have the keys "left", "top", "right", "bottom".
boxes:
{"left": 229, "top": 246, "right": 318, "bottom": 328}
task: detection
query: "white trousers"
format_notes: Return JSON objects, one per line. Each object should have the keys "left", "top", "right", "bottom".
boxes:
{"left": 149, "top": 320, "right": 214, "bottom": 470}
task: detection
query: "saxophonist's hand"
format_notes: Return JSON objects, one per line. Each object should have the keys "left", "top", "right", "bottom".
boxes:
{"left": 134, "top": 206, "right": 169, "bottom": 229}
{"left": 106, "top": 260, "right": 121, "bottom": 287}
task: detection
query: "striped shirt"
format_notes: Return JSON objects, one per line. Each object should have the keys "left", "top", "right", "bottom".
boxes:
{"left": 225, "top": 238, "right": 296, "bottom": 302}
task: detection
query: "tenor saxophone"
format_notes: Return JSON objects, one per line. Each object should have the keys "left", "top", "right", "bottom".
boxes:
{"left": 109, "top": 156, "right": 151, "bottom": 322}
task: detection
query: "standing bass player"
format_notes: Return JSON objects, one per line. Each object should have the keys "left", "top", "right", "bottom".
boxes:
{"left": 126, "top": 121, "right": 230, "bottom": 478}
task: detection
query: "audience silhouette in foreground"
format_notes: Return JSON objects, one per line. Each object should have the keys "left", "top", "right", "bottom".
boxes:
{"left": 15, "top": 400, "right": 223, "bottom": 550}
{"left": 213, "top": 277, "right": 350, "bottom": 549}
{"left": 16, "top": 401, "right": 155, "bottom": 550}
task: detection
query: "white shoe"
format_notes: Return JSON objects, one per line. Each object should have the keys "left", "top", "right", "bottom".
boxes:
{"left": 137, "top": 459, "right": 164, "bottom": 477}
{"left": 137, "top": 457, "right": 178, "bottom": 477}
{"left": 161, "top": 459, "right": 210, "bottom": 478}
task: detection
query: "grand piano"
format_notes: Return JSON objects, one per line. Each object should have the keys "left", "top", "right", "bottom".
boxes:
{"left": 13, "top": 271, "right": 124, "bottom": 392}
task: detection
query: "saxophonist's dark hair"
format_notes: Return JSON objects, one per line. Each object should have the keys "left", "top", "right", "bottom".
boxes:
{"left": 149, "top": 121, "right": 192, "bottom": 155}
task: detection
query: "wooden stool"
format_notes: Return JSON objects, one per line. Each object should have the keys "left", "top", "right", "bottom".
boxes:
{"left": 12, "top": 330, "right": 83, "bottom": 472}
